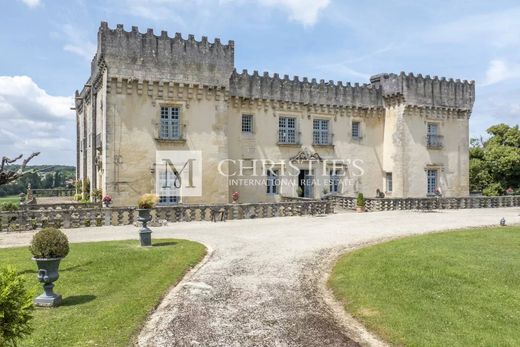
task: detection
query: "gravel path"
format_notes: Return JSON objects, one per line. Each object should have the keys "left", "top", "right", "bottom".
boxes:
{"left": 2, "top": 208, "right": 519, "bottom": 346}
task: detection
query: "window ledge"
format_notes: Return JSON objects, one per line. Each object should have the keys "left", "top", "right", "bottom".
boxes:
{"left": 312, "top": 143, "right": 334, "bottom": 148}
{"left": 155, "top": 137, "right": 186, "bottom": 144}
{"left": 277, "top": 142, "right": 301, "bottom": 147}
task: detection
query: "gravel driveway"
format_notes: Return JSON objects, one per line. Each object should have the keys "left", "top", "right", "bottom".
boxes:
{"left": 2, "top": 208, "right": 519, "bottom": 346}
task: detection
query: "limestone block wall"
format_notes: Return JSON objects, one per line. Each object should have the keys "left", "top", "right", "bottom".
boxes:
{"left": 102, "top": 80, "right": 230, "bottom": 207}
{"left": 95, "top": 22, "right": 234, "bottom": 87}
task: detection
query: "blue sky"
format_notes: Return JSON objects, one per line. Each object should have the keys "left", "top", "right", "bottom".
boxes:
{"left": 1, "top": 0, "right": 519, "bottom": 165}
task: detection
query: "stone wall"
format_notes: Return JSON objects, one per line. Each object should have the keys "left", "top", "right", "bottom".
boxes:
{"left": 371, "top": 72, "right": 475, "bottom": 110}
{"left": 229, "top": 69, "right": 382, "bottom": 108}
{"left": 95, "top": 22, "right": 235, "bottom": 87}
{"left": 329, "top": 195, "right": 520, "bottom": 211}
{"left": 0, "top": 200, "right": 333, "bottom": 232}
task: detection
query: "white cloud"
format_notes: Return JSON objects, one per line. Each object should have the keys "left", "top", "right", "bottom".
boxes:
{"left": 258, "top": 0, "right": 330, "bottom": 26}
{"left": 0, "top": 76, "right": 74, "bottom": 163}
{"left": 482, "top": 59, "right": 520, "bottom": 86}
{"left": 20, "top": 0, "right": 41, "bottom": 8}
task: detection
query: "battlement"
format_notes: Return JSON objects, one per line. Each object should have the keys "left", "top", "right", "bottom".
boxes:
{"left": 95, "top": 22, "right": 235, "bottom": 87}
{"left": 371, "top": 72, "right": 475, "bottom": 109}
{"left": 229, "top": 69, "right": 383, "bottom": 108}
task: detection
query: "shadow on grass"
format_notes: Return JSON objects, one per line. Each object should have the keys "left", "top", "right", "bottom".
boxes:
{"left": 17, "top": 261, "right": 93, "bottom": 276}
{"left": 61, "top": 295, "right": 96, "bottom": 306}
{"left": 61, "top": 261, "right": 93, "bottom": 272}
{"left": 153, "top": 241, "right": 178, "bottom": 247}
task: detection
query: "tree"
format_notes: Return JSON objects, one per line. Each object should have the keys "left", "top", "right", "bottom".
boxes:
{"left": 0, "top": 153, "right": 40, "bottom": 186}
{"left": 470, "top": 124, "right": 520, "bottom": 195}
{"left": 0, "top": 267, "right": 34, "bottom": 346}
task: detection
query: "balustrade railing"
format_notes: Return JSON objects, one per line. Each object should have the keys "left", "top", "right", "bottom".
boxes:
{"left": 0, "top": 200, "right": 333, "bottom": 232}
{"left": 327, "top": 195, "right": 520, "bottom": 211}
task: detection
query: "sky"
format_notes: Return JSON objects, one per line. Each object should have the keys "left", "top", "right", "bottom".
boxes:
{"left": 1, "top": 0, "right": 519, "bottom": 165}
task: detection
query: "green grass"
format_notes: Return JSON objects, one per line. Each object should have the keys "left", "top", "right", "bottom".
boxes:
{"left": 329, "top": 226, "right": 520, "bottom": 346}
{"left": 0, "top": 195, "right": 19, "bottom": 204}
{"left": 1, "top": 239, "right": 206, "bottom": 346}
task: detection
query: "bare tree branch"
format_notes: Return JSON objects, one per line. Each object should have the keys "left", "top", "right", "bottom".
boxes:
{"left": 0, "top": 152, "right": 40, "bottom": 186}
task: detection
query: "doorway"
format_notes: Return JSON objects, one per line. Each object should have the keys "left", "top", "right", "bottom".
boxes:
{"left": 298, "top": 169, "right": 313, "bottom": 198}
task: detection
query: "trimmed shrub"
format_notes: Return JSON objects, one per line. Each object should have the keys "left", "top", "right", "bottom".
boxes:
{"left": 0, "top": 267, "right": 34, "bottom": 346}
{"left": 356, "top": 193, "right": 365, "bottom": 207}
{"left": 29, "top": 228, "right": 69, "bottom": 259}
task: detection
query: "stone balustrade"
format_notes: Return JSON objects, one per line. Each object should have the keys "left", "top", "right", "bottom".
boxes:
{"left": 328, "top": 195, "right": 520, "bottom": 211}
{"left": 22, "top": 202, "right": 101, "bottom": 210}
{"left": 0, "top": 200, "right": 333, "bottom": 232}
{"left": 31, "top": 188, "right": 75, "bottom": 197}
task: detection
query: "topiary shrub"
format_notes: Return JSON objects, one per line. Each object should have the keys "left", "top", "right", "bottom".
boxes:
{"left": 29, "top": 228, "right": 69, "bottom": 259}
{"left": 356, "top": 193, "right": 365, "bottom": 207}
{"left": 0, "top": 267, "right": 34, "bottom": 346}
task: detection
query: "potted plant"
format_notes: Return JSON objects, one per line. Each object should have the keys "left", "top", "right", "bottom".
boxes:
{"left": 137, "top": 194, "right": 158, "bottom": 247}
{"left": 356, "top": 193, "right": 366, "bottom": 213}
{"left": 231, "top": 191, "right": 240, "bottom": 203}
{"left": 102, "top": 195, "right": 112, "bottom": 207}
{"left": 29, "top": 228, "right": 69, "bottom": 307}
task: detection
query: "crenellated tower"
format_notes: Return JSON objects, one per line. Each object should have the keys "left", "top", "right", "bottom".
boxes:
{"left": 93, "top": 22, "right": 235, "bottom": 87}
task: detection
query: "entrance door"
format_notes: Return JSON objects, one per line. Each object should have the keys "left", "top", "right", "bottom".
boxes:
{"left": 298, "top": 170, "right": 313, "bottom": 198}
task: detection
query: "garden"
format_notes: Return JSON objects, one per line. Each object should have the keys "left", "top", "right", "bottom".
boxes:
{"left": 329, "top": 225, "right": 520, "bottom": 346}
{"left": 1, "top": 234, "right": 205, "bottom": 346}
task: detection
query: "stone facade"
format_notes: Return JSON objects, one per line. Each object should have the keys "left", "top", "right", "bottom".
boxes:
{"left": 76, "top": 22, "right": 475, "bottom": 206}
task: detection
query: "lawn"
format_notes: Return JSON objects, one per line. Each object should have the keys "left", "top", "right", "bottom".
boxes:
{"left": 0, "top": 195, "right": 19, "bottom": 204}
{"left": 329, "top": 226, "right": 520, "bottom": 346}
{"left": 1, "top": 239, "right": 206, "bottom": 346}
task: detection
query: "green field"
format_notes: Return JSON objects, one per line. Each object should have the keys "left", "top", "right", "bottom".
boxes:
{"left": 329, "top": 226, "right": 520, "bottom": 346}
{"left": 1, "top": 239, "right": 206, "bottom": 346}
{"left": 0, "top": 195, "right": 19, "bottom": 204}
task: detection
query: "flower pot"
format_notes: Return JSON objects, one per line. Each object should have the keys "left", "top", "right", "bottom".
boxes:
{"left": 356, "top": 206, "right": 366, "bottom": 213}
{"left": 137, "top": 208, "right": 152, "bottom": 247}
{"left": 33, "top": 257, "right": 63, "bottom": 307}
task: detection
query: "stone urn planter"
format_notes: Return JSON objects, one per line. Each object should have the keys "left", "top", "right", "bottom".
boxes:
{"left": 29, "top": 228, "right": 70, "bottom": 307}
{"left": 33, "top": 257, "right": 63, "bottom": 307}
{"left": 137, "top": 194, "right": 159, "bottom": 247}
{"left": 137, "top": 208, "right": 152, "bottom": 247}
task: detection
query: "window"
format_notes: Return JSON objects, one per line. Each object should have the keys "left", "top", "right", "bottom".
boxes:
{"left": 266, "top": 170, "right": 279, "bottom": 194}
{"left": 159, "top": 195, "right": 179, "bottom": 205}
{"left": 352, "top": 121, "right": 361, "bottom": 139}
{"left": 427, "top": 123, "right": 442, "bottom": 148}
{"left": 386, "top": 172, "right": 393, "bottom": 193}
{"left": 278, "top": 117, "right": 296, "bottom": 144}
{"left": 427, "top": 169, "right": 438, "bottom": 195}
{"left": 313, "top": 119, "right": 330, "bottom": 145}
{"left": 329, "top": 169, "right": 341, "bottom": 193}
{"left": 242, "top": 114, "right": 253, "bottom": 133}
{"left": 158, "top": 170, "right": 180, "bottom": 204}
{"left": 160, "top": 106, "right": 181, "bottom": 139}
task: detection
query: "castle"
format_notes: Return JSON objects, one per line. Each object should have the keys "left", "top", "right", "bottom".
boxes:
{"left": 75, "top": 22, "right": 475, "bottom": 206}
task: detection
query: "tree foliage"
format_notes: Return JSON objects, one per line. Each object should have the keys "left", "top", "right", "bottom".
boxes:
{"left": 0, "top": 267, "right": 34, "bottom": 346}
{"left": 470, "top": 123, "right": 520, "bottom": 195}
